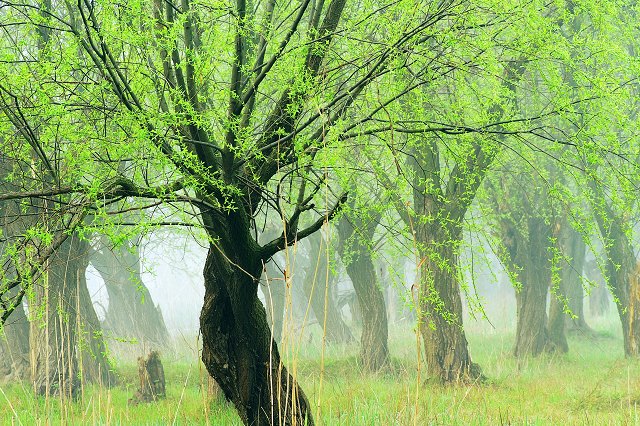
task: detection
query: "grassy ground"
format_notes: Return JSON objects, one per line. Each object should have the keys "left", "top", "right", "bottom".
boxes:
{"left": 2, "top": 316, "right": 639, "bottom": 425}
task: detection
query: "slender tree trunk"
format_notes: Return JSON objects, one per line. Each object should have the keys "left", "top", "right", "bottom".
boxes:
{"left": 417, "top": 226, "right": 482, "bottom": 383}
{"left": 302, "top": 233, "right": 353, "bottom": 344}
{"left": 200, "top": 244, "right": 313, "bottom": 426}
{"left": 90, "top": 239, "right": 169, "bottom": 347}
{"left": 337, "top": 215, "right": 388, "bottom": 371}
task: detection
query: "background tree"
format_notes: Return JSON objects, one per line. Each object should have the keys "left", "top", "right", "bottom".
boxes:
{"left": 484, "top": 161, "right": 562, "bottom": 356}
{"left": 337, "top": 201, "right": 390, "bottom": 371}
{"left": 301, "top": 232, "right": 354, "bottom": 344}
{"left": 90, "top": 234, "right": 169, "bottom": 348}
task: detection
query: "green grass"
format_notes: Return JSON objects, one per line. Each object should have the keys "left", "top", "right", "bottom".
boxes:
{"left": 2, "top": 317, "right": 639, "bottom": 425}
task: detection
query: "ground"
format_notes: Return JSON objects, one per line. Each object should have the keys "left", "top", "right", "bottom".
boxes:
{"left": 1, "top": 316, "right": 638, "bottom": 425}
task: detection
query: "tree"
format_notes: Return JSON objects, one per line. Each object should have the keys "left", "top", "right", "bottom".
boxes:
{"left": 90, "top": 235, "right": 169, "bottom": 347}
{"left": 555, "top": 0, "right": 640, "bottom": 356}
{"left": 0, "top": 154, "right": 31, "bottom": 382}
{"left": 1, "top": 0, "right": 472, "bottom": 422}
{"left": 301, "top": 232, "right": 354, "bottom": 344}
{"left": 0, "top": 127, "right": 113, "bottom": 395}
{"left": 485, "top": 163, "right": 562, "bottom": 357}
{"left": 337, "top": 206, "right": 389, "bottom": 371}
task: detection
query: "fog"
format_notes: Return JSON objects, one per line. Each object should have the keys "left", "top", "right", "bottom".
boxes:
{"left": 86, "top": 227, "right": 616, "bottom": 354}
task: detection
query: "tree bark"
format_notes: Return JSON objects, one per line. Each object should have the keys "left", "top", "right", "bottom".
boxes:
{"left": 512, "top": 216, "right": 557, "bottom": 357}
{"left": 200, "top": 244, "right": 314, "bottom": 426}
{"left": 302, "top": 233, "right": 353, "bottom": 344}
{"left": 418, "top": 226, "right": 482, "bottom": 383}
{"left": 337, "top": 215, "right": 389, "bottom": 371}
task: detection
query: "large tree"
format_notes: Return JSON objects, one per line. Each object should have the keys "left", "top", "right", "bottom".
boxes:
{"left": 2, "top": 0, "right": 636, "bottom": 422}
{"left": 0, "top": 0, "right": 479, "bottom": 422}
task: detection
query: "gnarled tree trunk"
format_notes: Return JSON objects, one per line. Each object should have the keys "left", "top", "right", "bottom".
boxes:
{"left": 200, "top": 244, "right": 314, "bottom": 425}
{"left": 418, "top": 226, "right": 482, "bottom": 383}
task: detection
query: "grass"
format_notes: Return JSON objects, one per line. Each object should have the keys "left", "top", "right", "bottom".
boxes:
{"left": 2, "top": 315, "right": 639, "bottom": 425}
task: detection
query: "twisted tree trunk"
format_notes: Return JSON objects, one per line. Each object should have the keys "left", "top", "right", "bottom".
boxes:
{"left": 200, "top": 243, "right": 313, "bottom": 425}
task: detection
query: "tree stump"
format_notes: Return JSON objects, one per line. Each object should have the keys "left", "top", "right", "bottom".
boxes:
{"left": 129, "top": 351, "right": 166, "bottom": 405}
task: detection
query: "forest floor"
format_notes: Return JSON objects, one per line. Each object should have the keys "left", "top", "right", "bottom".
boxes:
{"left": 1, "top": 315, "right": 638, "bottom": 425}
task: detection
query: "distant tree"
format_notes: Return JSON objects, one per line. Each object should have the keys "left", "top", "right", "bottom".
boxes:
{"left": 301, "top": 232, "right": 354, "bottom": 344}
{"left": 484, "top": 159, "right": 565, "bottom": 356}
{"left": 337, "top": 202, "right": 389, "bottom": 371}
{"left": 90, "top": 235, "right": 170, "bottom": 347}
